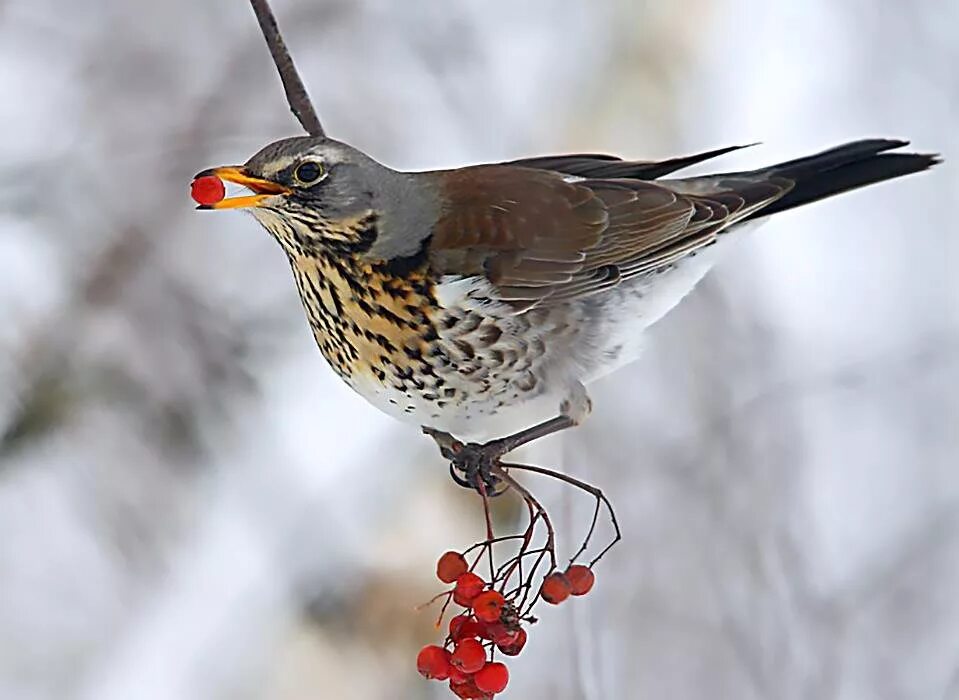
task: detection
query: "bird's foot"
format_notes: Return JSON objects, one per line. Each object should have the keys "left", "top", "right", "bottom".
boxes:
{"left": 423, "top": 427, "right": 508, "bottom": 496}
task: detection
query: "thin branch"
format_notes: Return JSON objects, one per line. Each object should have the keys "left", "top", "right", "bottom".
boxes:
{"left": 504, "top": 462, "right": 622, "bottom": 567}
{"left": 249, "top": 0, "right": 324, "bottom": 137}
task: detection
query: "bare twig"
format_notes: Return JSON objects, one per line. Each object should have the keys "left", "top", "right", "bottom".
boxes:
{"left": 505, "top": 462, "right": 622, "bottom": 567}
{"left": 249, "top": 0, "right": 324, "bottom": 136}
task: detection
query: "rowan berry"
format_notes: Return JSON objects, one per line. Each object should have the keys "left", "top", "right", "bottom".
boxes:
{"left": 450, "top": 638, "right": 487, "bottom": 674}
{"left": 474, "top": 661, "right": 510, "bottom": 694}
{"left": 496, "top": 627, "right": 527, "bottom": 656}
{"left": 453, "top": 572, "right": 485, "bottom": 607}
{"left": 471, "top": 590, "right": 505, "bottom": 623}
{"left": 540, "top": 571, "right": 572, "bottom": 604}
{"left": 448, "top": 664, "right": 471, "bottom": 686}
{"left": 449, "top": 677, "right": 492, "bottom": 699}
{"left": 484, "top": 622, "right": 512, "bottom": 645}
{"left": 416, "top": 644, "right": 451, "bottom": 680}
{"left": 449, "top": 614, "right": 487, "bottom": 642}
{"left": 436, "top": 551, "right": 469, "bottom": 583}
{"left": 565, "top": 564, "right": 596, "bottom": 596}
{"left": 190, "top": 175, "right": 225, "bottom": 206}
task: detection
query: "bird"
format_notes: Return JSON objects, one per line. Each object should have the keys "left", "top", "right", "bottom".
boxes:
{"left": 195, "top": 137, "right": 938, "bottom": 486}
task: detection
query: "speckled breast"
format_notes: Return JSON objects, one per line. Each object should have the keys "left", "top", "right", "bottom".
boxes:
{"left": 288, "top": 253, "right": 559, "bottom": 429}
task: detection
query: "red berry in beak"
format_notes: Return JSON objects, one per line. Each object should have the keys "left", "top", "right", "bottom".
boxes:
{"left": 190, "top": 175, "right": 225, "bottom": 206}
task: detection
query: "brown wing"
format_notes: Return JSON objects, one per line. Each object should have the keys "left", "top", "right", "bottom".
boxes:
{"left": 429, "top": 166, "right": 607, "bottom": 308}
{"left": 429, "top": 165, "right": 791, "bottom": 311}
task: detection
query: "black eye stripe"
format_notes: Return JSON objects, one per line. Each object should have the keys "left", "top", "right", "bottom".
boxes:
{"left": 294, "top": 161, "right": 324, "bottom": 184}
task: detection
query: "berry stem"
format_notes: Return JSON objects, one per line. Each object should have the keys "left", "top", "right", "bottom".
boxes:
{"left": 461, "top": 534, "right": 528, "bottom": 556}
{"left": 504, "top": 462, "right": 622, "bottom": 567}
{"left": 490, "top": 483, "right": 538, "bottom": 594}
{"left": 477, "top": 481, "right": 497, "bottom": 584}
{"left": 491, "top": 463, "right": 558, "bottom": 615}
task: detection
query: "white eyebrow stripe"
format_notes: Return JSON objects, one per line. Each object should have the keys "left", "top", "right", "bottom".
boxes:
{"left": 260, "top": 155, "right": 298, "bottom": 178}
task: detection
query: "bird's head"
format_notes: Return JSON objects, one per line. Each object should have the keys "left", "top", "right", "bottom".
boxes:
{"left": 196, "top": 136, "right": 426, "bottom": 258}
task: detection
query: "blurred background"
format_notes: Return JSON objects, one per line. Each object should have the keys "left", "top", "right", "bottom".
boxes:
{"left": 1, "top": 0, "right": 957, "bottom": 698}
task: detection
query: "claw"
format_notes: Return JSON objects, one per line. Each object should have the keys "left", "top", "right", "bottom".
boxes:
{"left": 448, "top": 463, "right": 472, "bottom": 490}
{"left": 425, "top": 427, "right": 510, "bottom": 496}
{"left": 422, "top": 427, "right": 463, "bottom": 461}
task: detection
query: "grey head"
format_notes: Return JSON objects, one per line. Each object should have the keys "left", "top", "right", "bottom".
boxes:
{"left": 202, "top": 136, "right": 439, "bottom": 261}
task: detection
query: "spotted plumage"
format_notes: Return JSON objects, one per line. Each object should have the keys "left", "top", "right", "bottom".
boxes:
{"left": 197, "top": 137, "right": 938, "bottom": 439}
{"left": 286, "top": 236, "right": 566, "bottom": 427}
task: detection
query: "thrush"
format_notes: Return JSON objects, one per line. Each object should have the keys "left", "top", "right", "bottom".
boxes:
{"left": 195, "top": 137, "right": 938, "bottom": 488}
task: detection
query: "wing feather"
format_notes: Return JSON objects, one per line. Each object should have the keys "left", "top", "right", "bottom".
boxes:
{"left": 427, "top": 162, "right": 792, "bottom": 311}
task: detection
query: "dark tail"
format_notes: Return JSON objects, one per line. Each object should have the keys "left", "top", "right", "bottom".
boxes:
{"left": 742, "top": 139, "right": 940, "bottom": 221}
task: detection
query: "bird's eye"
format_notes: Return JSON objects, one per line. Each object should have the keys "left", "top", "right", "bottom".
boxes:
{"left": 294, "top": 161, "right": 325, "bottom": 185}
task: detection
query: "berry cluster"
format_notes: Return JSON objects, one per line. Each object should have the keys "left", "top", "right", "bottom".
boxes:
{"left": 417, "top": 551, "right": 599, "bottom": 698}
{"left": 418, "top": 432, "right": 621, "bottom": 695}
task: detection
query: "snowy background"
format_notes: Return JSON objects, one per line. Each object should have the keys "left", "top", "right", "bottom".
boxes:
{"left": 1, "top": 1, "right": 957, "bottom": 698}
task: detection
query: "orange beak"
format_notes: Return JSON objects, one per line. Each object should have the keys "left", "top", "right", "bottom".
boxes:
{"left": 194, "top": 166, "right": 291, "bottom": 209}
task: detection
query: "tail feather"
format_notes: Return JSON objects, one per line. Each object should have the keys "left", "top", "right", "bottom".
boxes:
{"left": 741, "top": 139, "right": 940, "bottom": 221}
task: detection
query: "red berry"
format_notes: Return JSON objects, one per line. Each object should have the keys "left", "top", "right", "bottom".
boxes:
{"left": 450, "top": 664, "right": 473, "bottom": 684}
{"left": 449, "top": 678, "right": 492, "bottom": 699}
{"left": 190, "top": 175, "right": 225, "bottom": 206}
{"left": 484, "top": 622, "right": 512, "bottom": 644}
{"left": 565, "top": 564, "right": 595, "bottom": 596}
{"left": 450, "top": 638, "right": 486, "bottom": 674}
{"left": 473, "top": 621, "right": 495, "bottom": 640}
{"left": 449, "top": 614, "right": 470, "bottom": 637}
{"left": 416, "top": 644, "right": 451, "bottom": 681}
{"left": 437, "top": 551, "right": 469, "bottom": 583}
{"left": 540, "top": 572, "right": 572, "bottom": 604}
{"left": 474, "top": 662, "right": 510, "bottom": 694}
{"left": 471, "top": 590, "right": 505, "bottom": 623}
{"left": 449, "top": 614, "right": 487, "bottom": 642}
{"left": 453, "top": 572, "right": 485, "bottom": 607}
{"left": 496, "top": 627, "right": 527, "bottom": 656}
{"left": 448, "top": 664, "right": 471, "bottom": 685}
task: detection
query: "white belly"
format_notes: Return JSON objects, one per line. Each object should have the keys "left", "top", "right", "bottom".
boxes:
{"left": 573, "top": 224, "right": 757, "bottom": 382}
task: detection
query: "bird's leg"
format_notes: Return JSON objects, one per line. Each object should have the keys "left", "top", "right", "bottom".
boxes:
{"left": 424, "top": 382, "right": 592, "bottom": 495}
{"left": 424, "top": 415, "right": 576, "bottom": 495}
